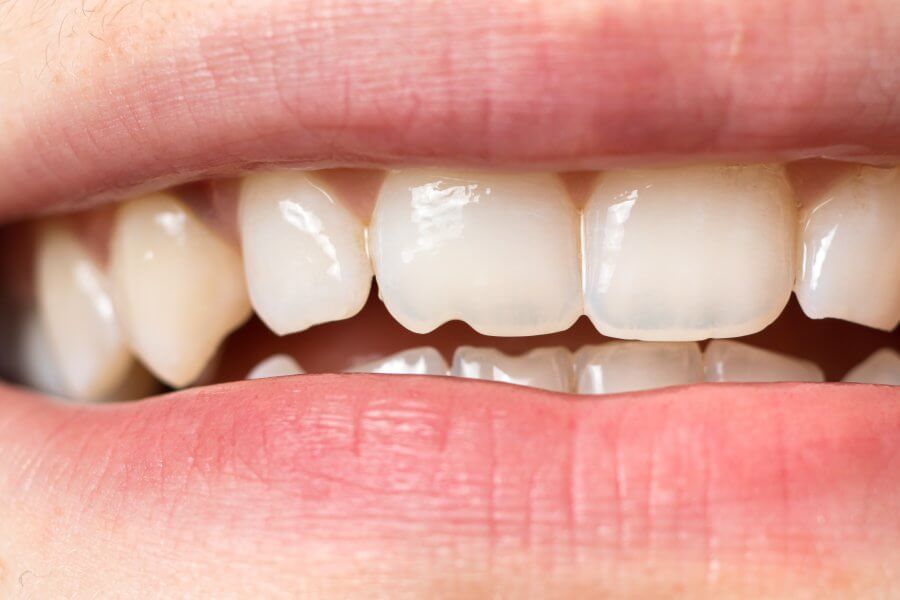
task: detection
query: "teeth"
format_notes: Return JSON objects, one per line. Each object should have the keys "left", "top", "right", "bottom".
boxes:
{"left": 347, "top": 347, "right": 449, "bottom": 375}
{"left": 239, "top": 172, "right": 373, "bottom": 335}
{"left": 575, "top": 341, "right": 703, "bottom": 394}
{"left": 583, "top": 165, "right": 796, "bottom": 340}
{"left": 369, "top": 170, "right": 582, "bottom": 336}
{"left": 842, "top": 348, "right": 900, "bottom": 385}
{"left": 703, "top": 340, "right": 824, "bottom": 383}
{"left": 17, "top": 311, "right": 68, "bottom": 397}
{"left": 246, "top": 354, "right": 305, "bottom": 379}
{"left": 110, "top": 193, "right": 252, "bottom": 388}
{"left": 450, "top": 346, "right": 573, "bottom": 392}
{"left": 35, "top": 223, "right": 134, "bottom": 400}
{"left": 794, "top": 166, "right": 900, "bottom": 331}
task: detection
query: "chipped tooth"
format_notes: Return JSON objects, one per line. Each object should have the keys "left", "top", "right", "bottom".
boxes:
{"left": 239, "top": 172, "right": 373, "bottom": 335}
{"left": 370, "top": 170, "right": 582, "bottom": 336}
{"left": 703, "top": 340, "right": 824, "bottom": 383}
{"left": 246, "top": 354, "right": 305, "bottom": 380}
{"left": 450, "top": 346, "right": 573, "bottom": 392}
{"left": 583, "top": 165, "right": 796, "bottom": 341}
{"left": 794, "top": 166, "right": 900, "bottom": 331}
{"left": 110, "top": 193, "right": 252, "bottom": 388}
{"left": 575, "top": 341, "right": 703, "bottom": 394}
{"left": 36, "top": 223, "right": 135, "bottom": 400}
{"left": 347, "top": 347, "right": 449, "bottom": 375}
{"left": 842, "top": 348, "right": 900, "bottom": 386}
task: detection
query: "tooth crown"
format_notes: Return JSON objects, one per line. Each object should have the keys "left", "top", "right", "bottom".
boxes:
{"left": 451, "top": 346, "right": 574, "bottom": 392}
{"left": 575, "top": 341, "right": 704, "bottom": 394}
{"left": 843, "top": 348, "right": 900, "bottom": 386}
{"left": 347, "top": 347, "right": 449, "bottom": 376}
{"left": 703, "top": 339, "right": 824, "bottom": 383}
{"left": 246, "top": 353, "right": 305, "bottom": 379}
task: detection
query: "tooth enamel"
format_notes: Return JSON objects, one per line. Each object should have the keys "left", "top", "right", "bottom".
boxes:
{"left": 583, "top": 165, "right": 796, "bottom": 341}
{"left": 239, "top": 172, "right": 373, "bottom": 335}
{"left": 575, "top": 341, "right": 703, "bottom": 394}
{"left": 842, "top": 348, "right": 900, "bottom": 385}
{"left": 450, "top": 346, "right": 573, "bottom": 392}
{"left": 794, "top": 166, "right": 900, "bottom": 331}
{"left": 110, "top": 193, "right": 252, "bottom": 387}
{"left": 369, "top": 170, "right": 582, "bottom": 335}
{"left": 35, "top": 223, "right": 134, "bottom": 400}
{"left": 17, "top": 312, "right": 68, "bottom": 397}
{"left": 703, "top": 339, "right": 824, "bottom": 383}
{"left": 347, "top": 347, "right": 449, "bottom": 375}
{"left": 246, "top": 353, "right": 305, "bottom": 379}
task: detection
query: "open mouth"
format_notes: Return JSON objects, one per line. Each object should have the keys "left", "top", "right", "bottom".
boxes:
{"left": 1, "top": 0, "right": 899, "bottom": 596}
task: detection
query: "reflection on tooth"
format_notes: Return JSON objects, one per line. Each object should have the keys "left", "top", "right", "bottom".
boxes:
{"left": 843, "top": 348, "right": 900, "bottom": 385}
{"left": 347, "top": 347, "right": 449, "bottom": 375}
{"left": 451, "top": 346, "right": 573, "bottom": 392}
{"left": 575, "top": 341, "right": 703, "bottom": 394}
{"left": 36, "top": 224, "right": 134, "bottom": 400}
{"left": 794, "top": 166, "right": 900, "bottom": 331}
{"left": 17, "top": 312, "right": 68, "bottom": 397}
{"left": 239, "top": 172, "right": 373, "bottom": 335}
{"left": 704, "top": 340, "right": 824, "bottom": 383}
{"left": 583, "top": 165, "right": 796, "bottom": 341}
{"left": 110, "top": 193, "right": 252, "bottom": 388}
{"left": 370, "top": 170, "right": 582, "bottom": 336}
{"left": 246, "top": 354, "right": 304, "bottom": 380}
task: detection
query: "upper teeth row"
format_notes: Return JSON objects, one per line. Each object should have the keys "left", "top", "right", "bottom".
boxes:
{"left": 29, "top": 164, "right": 900, "bottom": 396}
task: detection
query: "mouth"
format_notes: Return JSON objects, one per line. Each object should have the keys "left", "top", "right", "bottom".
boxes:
{"left": 1, "top": 0, "right": 899, "bottom": 595}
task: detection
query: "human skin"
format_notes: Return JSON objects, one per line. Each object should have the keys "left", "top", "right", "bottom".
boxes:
{"left": 1, "top": 0, "right": 900, "bottom": 597}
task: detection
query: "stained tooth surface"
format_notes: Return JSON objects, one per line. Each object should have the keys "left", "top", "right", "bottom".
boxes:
{"left": 369, "top": 170, "right": 582, "bottom": 336}
{"left": 575, "top": 341, "right": 703, "bottom": 394}
{"left": 703, "top": 340, "right": 824, "bottom": 383}
{"left": 110, "top": 193, "right": 252, "bottom": 388}
{"left": 239, "top": 172, "right": 373, "bottom": 335}
{"left": 246, "top": 354, "right": 304, "bottom": 380}
{"left": 583, "top": 165, "right": 796, "bottom": 341}
{"left": 842, "top": 348, "right": 900, "bottom": 385}
{"left": 347, "top": 347, "right": 448, "bottom": 375}
{"left": 450, "top": 346, "right": 573, "bottom": 392}
{"left": 794, "top": 166, "right": 900, "bottom": 331}
{"left": 36, "top": 223, "right": 134, "bottom": 400}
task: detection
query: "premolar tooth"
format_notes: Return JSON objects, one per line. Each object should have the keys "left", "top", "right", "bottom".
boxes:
{"left": 703, "top": 340, "right": 824, "bottom": 383}
{"left": 794, "top": 166, "right": 900, "bottom": 331}
{"left": 348, "top": 347, "right": 448, "bottom": 375}
{"left": 575, "top": 342, "right": 703, "bottom": 394}
{"left": 36, "top": 223, "right": 134, "bottom": 400}
{"left": 110, "top": 193, "right": 252, "bottom": 388}
{"left": 246, "top": 354, "right": 305, "bottom": 380}
{"left": 583, "top": 165, "right": 796, "bottom": 341}
{"left": 842, "top": 348, "right": 900, "bottom": 385}
{"left": 239, "top": 172, "right": 373, "bottom": 335}
{"left": 450, "top": 346, "right": 573, "bottom": 392}
{"left": 369, "top": 170, "right": 582, "bottom": 336}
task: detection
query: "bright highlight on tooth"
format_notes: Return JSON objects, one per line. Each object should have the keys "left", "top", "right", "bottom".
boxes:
{"left": 246, "top": 354, "right": 305, "bottom": 380}
{"left": 704, "top": 340, "right": 824, "bottom": 383}
{"left": 842, "top": 348, "right": 900, "bottom": 386}
{"left": 110, "top": 193, "right": 252, "bottom": 388}
{"left": 347, "top": 347, "right": 449, "bottom": 375}
{"left": 451, "top": 346, "right": 573, "bottom": 392}
{"left": 575, "top": 342, "right": 703, "bottom": 394}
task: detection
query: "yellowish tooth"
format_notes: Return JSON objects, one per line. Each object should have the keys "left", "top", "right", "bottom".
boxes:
{"left": 703, "top": 340, "right": 824, "bottom": 383}
{"left": 450, "top": 346, "right": 573, "bottom": 392}
{"left": 246, "top": 354, "right": 304, "bottom": 380}
{"left": 347, "top": 347, "right": 448, "bottom": 375}
{"left": 575, "top": 341, "right": 703, "bottom": 394}
{"left": 842, "top": 348, "right": 900, "bottom": 385}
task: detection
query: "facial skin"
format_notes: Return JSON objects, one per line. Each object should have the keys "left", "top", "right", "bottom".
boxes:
{"left": 1, "top": 1, "right": 900, "bottom": 597}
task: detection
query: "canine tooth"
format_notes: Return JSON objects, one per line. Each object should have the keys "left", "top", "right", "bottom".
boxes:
{"left": 36, "top": 223, "right": 134, "bottom": 400}
{"left": 239, "top": 172, "right": 373, "bottom": 335}
{"left": 794, "top": 166, "right": 900, "bottom": 331}
{"left": 246, "top": 354, "right": 305, "bottom": 379}
{"left": 450, "top": 346, "right": 573, "bottom": 392}
{"left": 842, "top": 348, "right": 900, "bottom": 385}
{"left": 703, "top": 340, "right": 824, "bottom": 383}
{"left": 110, "top": 193, "right": 251, "bottom": 388}
{"left": 369, "top": 170, "right": 582, "bottom": 336}
{"left": 575, "top": 341, "right": 703, "bottom": 394}
{"left": 583, "top": 165, "right": 796, "bottom": 341}
{"left": 348, "top": 347, "right": 449, "bottom": 375}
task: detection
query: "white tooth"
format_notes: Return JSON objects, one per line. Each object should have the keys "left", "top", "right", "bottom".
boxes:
{"left": 794, "top": 166, "right": 900, "bottom": 331}
{"left": 583, "top": 165, "right": 796, "bottom": 341}
{"left": 842, "top": 348, "right": 900, "bottom": 385}
{"left": 450, "top": 346, "right": 573, "bottom": 392}
{"left": 575, "top": 341, "right": 703, "bottom": 394}
{"left": 246, "top": 354, "right": 305, "bottom": 380}
{"left": 347, "top": 347, "right": 449, "bottom": 375}
{"left": 369, "top": 170, "right": 582, "bottom": 336}
{"left": 35, "top": 223, "right": 134, "bottom": 400}
{"left": 703, "top": 340, "right": 824, "bottom": 383}
{"left": 17, "top": 312, "right": 68, "bottom": 397}
{"left": 110, "top": 193, "right": 252, "bottom": 388}
{"left": 239, "top": 171, "right": 373, "bottom": 335}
